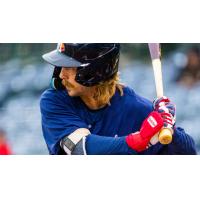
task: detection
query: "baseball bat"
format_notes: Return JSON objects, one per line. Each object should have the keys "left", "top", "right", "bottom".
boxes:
{"left": 148, "top": 43, "right": 173, "bottom": 145}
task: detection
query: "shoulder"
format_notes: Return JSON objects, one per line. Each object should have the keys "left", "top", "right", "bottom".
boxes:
{"left": 40, "top": 88, "right": 75, "bottom": 112}
{"left": 40, "top": 88, "right": 67, "bottom": 103}
{"left": 122, "top": 86, "right": 153, "bottom": 113}
{"left": 112, "top": 86, "right": 153, "bottom": 131}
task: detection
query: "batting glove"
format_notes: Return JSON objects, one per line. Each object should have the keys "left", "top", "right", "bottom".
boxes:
{"left": 153, "top": 96, "right": 176, "bottom": 129}
{"left": 126, "top": 111, "right": 164, "bottom": 152}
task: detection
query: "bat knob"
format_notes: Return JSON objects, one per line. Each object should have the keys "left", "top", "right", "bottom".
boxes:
{"left": 158, "top": 128, "right": 173, "bottom": 145}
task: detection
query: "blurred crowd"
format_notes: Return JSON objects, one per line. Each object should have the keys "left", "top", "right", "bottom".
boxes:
{"left": 176, "top": 46, "right": 200, "bottom": 88}
{"left": 0, "top": 44, "right": 200, "bottom": 154}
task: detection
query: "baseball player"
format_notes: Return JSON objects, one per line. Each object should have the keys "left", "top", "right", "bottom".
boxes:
{"left": 40, "top": 43, "right": 197, "bottom": 155}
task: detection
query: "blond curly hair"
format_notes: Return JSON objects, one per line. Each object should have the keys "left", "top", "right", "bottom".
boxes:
{"left": 93, "top": 73, "right": 124, "bottom": 106}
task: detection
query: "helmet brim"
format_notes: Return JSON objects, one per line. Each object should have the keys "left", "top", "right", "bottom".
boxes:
{"left": 42, "top": 50, "right": 82, "bottom": 67}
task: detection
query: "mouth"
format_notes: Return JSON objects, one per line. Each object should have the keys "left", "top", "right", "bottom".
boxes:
{"left": 62, "top": 80, "right": 75, "bottom": 90}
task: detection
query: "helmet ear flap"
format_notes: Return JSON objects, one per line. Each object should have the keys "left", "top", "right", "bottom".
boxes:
{"left": 51, "top": 67, "right": 65, "bottom": 90}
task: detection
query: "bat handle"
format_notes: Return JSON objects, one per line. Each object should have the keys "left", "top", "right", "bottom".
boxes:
{"left": 158, "top": 127, "right": 173, "bottom": 145}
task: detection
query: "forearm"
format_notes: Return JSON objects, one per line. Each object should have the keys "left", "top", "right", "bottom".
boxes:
{"left": 85, "top": 134, "right": 137, "bottom": 155}
{"left": 59, "top": 129, "right": 137, "bottom": 155}
{"left": 84, "top": 111, "right": 163, "bottom": 155}
{"left": 167, "top": 127, "right": 197, "bottom": 155}
{"left": 63, "top": 111, "right": 165, "bottom": 155}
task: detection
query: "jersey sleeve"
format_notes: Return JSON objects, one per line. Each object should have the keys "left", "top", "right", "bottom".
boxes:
{"left": 165, "top": 127, "right": 197, "bottom": 154}
{"left": 40, "top": 89, "right": 88, "bottom": 154}
{"left": 85, "top": 135, "right": 137, "bottom": 155}
{"left": 140, "top": 127, "right": 197, "bottom": 155}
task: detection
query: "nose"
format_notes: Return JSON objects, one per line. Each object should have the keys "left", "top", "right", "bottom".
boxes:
{"left": 59, "top": 68, "right": 68, "bottom": 80}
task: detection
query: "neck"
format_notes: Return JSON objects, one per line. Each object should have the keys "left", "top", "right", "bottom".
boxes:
{"left": 80, "top": 88, "right": 108, "bottom": 110}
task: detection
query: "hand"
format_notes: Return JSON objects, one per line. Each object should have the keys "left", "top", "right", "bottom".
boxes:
{"left": 126, "top": 111, "right": 164, "bottom": 152}
{"left": 153, "top": 96, "right": 176, "bottom": 129}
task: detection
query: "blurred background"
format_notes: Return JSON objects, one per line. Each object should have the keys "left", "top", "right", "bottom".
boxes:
{"left": 0, "top": 43, "right": 200, "bottom": 154}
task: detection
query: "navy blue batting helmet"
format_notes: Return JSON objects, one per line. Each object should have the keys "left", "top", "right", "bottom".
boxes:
{"left": 42, "top": 43, "right": 120, "bottom": 87}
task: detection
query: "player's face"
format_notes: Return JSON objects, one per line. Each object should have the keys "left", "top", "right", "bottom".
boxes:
{"left": 59, "top": 67, "right": 90, "bottom": 97}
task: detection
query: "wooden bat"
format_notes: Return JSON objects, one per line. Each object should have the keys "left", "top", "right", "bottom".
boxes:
{"left": 148, "top": 43, "right": 173, "bottom": 145}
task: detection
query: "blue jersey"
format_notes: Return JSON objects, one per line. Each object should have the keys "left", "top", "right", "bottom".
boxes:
{"left": 40, "top": 86, "right": 197, "bottom": 155}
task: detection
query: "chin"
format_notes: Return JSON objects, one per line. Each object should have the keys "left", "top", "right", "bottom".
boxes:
{"left": 67, "top": 91, "right": 74, "bottom": 96}
{"left": 67, "top": 90, "right": 78, "bottom": 97}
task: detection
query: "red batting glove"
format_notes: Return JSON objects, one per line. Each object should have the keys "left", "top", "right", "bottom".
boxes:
{"left": 126, "top": 111, "right": 164, "bottom": 152}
